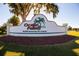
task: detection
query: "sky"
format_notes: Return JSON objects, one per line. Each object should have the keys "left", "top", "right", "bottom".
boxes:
{"left": 0, "top": 3, "right": 79, "bottom": 28}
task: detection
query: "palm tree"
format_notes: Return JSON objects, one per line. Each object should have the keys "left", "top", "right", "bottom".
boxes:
{"left": 8, "top": 3, "right": 59, "bottom": 22}
{"left": 34, "top": 17, "right": 45, "bottom": 26}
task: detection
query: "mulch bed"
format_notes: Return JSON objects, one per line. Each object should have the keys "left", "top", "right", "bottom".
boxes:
{"left": 0, "top": 35, "right": 77, "bottom": 45}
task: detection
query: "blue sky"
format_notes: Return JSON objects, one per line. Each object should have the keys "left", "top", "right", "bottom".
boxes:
{"left": 0, "top": 3, "right": 79, "bottom": 28}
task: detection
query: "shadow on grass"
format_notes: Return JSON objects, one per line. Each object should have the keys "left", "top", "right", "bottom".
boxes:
{"left": 0, "top": 39, "right": 78, "bottom": 56}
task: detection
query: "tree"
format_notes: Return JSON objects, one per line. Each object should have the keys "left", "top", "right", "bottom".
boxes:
{"left": 7, "top": 3, "right": 59, "bottom": 22}
{"left": 8, "top": 15, "right": 20, "bottom": 26}
{"left": 45, "top": 3, "right": 59, "bottom": 18}
{"left": 8, "top": 3, "right": 33, "bottom": 22}
{"left": 68, "top": 26, "right": 72, "bottom": 30}
{"left": 0, "top": 23, "right": 7, "bottom": 34}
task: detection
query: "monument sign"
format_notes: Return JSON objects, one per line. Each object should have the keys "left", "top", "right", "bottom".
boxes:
{"left": 7, "top": 14, "right": 67, "bottom": 37}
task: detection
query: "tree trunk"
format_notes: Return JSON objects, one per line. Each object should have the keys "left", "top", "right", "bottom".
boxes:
{"left": 22, "top": 15, "right": 26, "bottom": 22}
{"left": 21, "top": 4, "right": 33, "bottom": 23}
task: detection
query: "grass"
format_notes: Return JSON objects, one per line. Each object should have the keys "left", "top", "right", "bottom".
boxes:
{"left": 67, "top": 30, "right": 79, "bottom": 37}
{"left": 0, "top": 30, "right": 79, "bottom": 56}
{"left": 0, "top": 40, "right": 77, "bottom": 56}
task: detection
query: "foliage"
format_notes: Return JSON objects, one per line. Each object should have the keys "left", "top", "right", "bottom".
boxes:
{"left": 8, "top": 3, "right": 32, "bottom": 22}
{"left": 8, "top": 15, "right": 20, "bottom": 26}
{"left": 68, "top": 26, "right": 72, "bottom": 30}
{"left": 8, "top": 3, "right": 59, "bottom": 22}
{"left": 0, "top": 23, "right": 7, "bottom": 34}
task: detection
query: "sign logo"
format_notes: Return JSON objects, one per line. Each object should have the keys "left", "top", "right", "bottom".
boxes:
{"left": 24, "top": 17, "right": 46, "bottom": 30}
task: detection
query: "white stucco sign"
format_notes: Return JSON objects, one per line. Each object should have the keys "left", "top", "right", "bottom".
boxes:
{"left": 7, "top": 14, "right": 67, "bottom": 37}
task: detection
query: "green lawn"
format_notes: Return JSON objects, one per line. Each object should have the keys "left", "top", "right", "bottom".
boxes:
{"left": 0, "top": 39, "right": 79, "bottom": 56}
